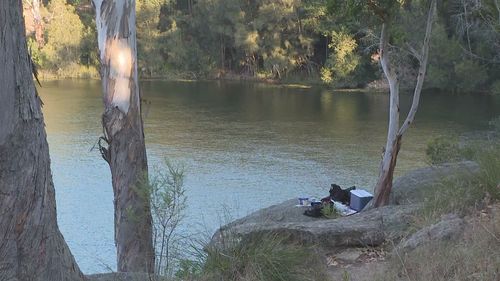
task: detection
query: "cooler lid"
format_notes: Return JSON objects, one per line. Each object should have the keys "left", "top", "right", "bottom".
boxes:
{"left": 350, "top": 189, "right": 373, "bottom": 197}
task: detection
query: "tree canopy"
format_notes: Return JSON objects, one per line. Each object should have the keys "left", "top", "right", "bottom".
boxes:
{"left": 24, "top": 0, "right": 500, "bottom": 93}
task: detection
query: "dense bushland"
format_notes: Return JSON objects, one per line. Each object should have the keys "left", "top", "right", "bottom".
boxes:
{"left": 25, "top": 0, "right": 500, "bottom": 93}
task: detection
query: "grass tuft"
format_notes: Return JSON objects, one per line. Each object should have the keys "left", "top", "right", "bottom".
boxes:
{"left": 416, "top": 145, "right": 500, "bottom": 227}
{"left": 380, "top": 144, "right": 500, "bottom": 281}
{"left": 380, "top": 207, "right": 500, "bottom": 281}
{"left": 201, "top": 232, "right": 326, "bottom": 281}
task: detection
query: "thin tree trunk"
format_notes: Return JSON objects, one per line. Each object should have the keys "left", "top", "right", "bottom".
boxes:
{"left": 372, "top": 0, "right": 436, "bottom": 207}
{"left": 31, "top": 0, "right": 44, "bottom": 47}
{"left": 372, "top": 22, "right": 401, "bottom": 207}
{"left": 0, "top": 2, "right": 84, "bottom": 281}
{"left": 399, "top": 0, "right": 436, "bottom": 136}
{"left": 93, "top": 0, "right": 154, "bottom": 273}
{"left": 373, "top": 135, "right": 402, "bottom": 207}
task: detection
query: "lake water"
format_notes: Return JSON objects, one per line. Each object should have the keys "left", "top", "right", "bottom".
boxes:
{"left": 39, "top": 80, "right": 500, "bottom": 273}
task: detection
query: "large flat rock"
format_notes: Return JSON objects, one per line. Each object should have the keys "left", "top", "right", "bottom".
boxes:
{"left": 396, "top": 214, "right": 465, "bottom": 253}
{"left": 212, "top": 202, "right": 418, "bottom": 250}
{"left": 211, "top": 162, "right": 479, "bottom": 251}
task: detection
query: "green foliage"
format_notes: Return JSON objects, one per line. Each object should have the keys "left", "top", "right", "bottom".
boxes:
{"left": 326, "top": 0, "right": 404, "bottom": 24}
{"left": 162, "top": 21, "right": 215, "bottom": 78}
{"left": 40, "top": 0, "right": 84, "bottom": 70}
{"left": 417, "top": 175, "right": 481, "bottom": 226}
{"left": 489, "top": 116, "right": 500, "bottom": 132}
{"left": 321, "top": 29, "right": 360, "bottom": 86}
{"left": 389, "top": 145, "right": 500, "bottom": 281}
{"left": 426, "top": 21, "right": 493, "bottom": 93}
{"left": 137, "top": 0, "right": 167, "bottom": 77}
{"left": 202, "top": 232, "right": 326, "bottom": 281}
{"left": 79, "top": 26, "right": 99, "bottom": 68}
{"left": 419, "top": 145, "right": 500, "bottom": 226}
{"left": 475, "top": 145, "right": 500, "bottom": 199}
{"left": 174, "top": 258, "right": 203, "bottom": 280}
{"left": 28, "top": 0, "right": 98, "bottom": 78}
{"left": 425, "top": 136, "right": 462, "bottom": 165}
{"left": 321, "top": 202, "right": 340, "bottom": 219}
{"left": 320, "top": 67, "right": 333, "bottom": 84}
{"left": 454, "top": 59, "right": 488, "bottom": 93}
{"left": 24, "top": 0, "right": 500, "bottom": 90}
{"left": 137, "top": 160, "right": 188, "bottom": 277}
{"left": 382, "top": 214, "right": 500, "bottom": 281}
{"left": 426, "top": 23, "right": 463, "bottom": 90}
{"left": 27, "top": 37, "right": 42, "bottom": 66}
{"left": 490, "top": 80, "right": 500, "bottom": 95}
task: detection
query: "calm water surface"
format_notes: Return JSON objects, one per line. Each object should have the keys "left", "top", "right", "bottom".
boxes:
{"left": 39, "top": 80, "right": 500, "bottom": 273}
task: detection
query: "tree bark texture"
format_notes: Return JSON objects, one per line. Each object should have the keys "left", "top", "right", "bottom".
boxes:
{"left": 372, "top": 0, "right": 437, "bottom": 207}
{"left": 92, "top": 0, "right": 154, "bottom": 273}
{"left": 0, "top": 2, "right": 84, "bottom": 281}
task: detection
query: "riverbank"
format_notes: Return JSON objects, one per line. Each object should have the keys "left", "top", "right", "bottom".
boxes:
{"left": 201, "top": 139, "right": 500, "bottom": 281}
{"left": 37, "top": 74, "right": 500, "bottom": 96}
{"left": 202, "top": 152, "right": 499, "bottom": 281}
{"left": 36, "top": 68, "right": 383, "bottom": 92}
{"left": 85, "top": 156, "right": 500, "bottom": 281}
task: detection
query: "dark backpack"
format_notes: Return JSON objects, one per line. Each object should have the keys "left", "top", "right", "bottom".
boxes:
{"left": 330, "top": 184, "right": 356, "bottom": 205}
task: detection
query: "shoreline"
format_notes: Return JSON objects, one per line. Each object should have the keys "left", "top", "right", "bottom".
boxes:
{"left": 36, "top": 75, "right": 496, "bottom": 96}
{"left": 37, "top": 74, "right": 389, "bottom": 93}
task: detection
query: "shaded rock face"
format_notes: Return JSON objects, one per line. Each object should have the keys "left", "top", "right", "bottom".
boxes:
{"left": 396, "top": 214, "right": 465, "bottom": 253}
{"left": 390, "top": 161, "right": 479, "bottom": 205}
{"left": 211, "top": 201, "right": 418, "bottom": 251}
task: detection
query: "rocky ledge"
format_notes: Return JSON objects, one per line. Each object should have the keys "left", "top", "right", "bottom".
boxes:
{"left": 211, "top": 161, "right": 478, "bottom": 251}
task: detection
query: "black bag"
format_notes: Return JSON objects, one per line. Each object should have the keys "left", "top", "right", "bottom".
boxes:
{"left": 330, "top": 184, "right": 356, "bottom": 205}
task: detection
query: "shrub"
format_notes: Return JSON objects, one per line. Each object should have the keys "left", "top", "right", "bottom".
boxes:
{"left": 475, "top": 145, "right": 500, "bottom": 200}
{"left": 454, "top": 59, "right": 488, "bottom": 92}
{"left": 490, "top": 80, "right": 500, "bottom": 95}
{"left": 418, "top": 145, "right": 500, "bottom": 226}
{"left": 137, "top": 160, "right": 188, "bottom": 278}
{"left": 321, "top": 203, "right": 340, "bottom": 219}
{"left": 175, "top": 258, "right": 203, "bottom": 281}
{"left": 380, "top": 146, "right": 500, "bottom": 281}
{"left": 425, "top": 136, "right": 461, "bottom": 164}
{"left": 381, "top": 212, "right": 500, "bottom": 281}
{"left": 489, "top": 116, "right": 500, "bottom": 132}
{"left": 202, "top": 232, "right": 327, "bottom": 281}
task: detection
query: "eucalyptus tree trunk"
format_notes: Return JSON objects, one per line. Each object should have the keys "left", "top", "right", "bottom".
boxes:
{"left": 0, "top": 2, "right": 84, "bottom": 281}
{"left": 92, "top": 0, "right": 154, "bottom": 273}
{"left": 372, "top": 0, "right": 437, "bottom": 207}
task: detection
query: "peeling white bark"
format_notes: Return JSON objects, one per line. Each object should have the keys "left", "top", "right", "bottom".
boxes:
{"left": 92, "top": 0, "right": 154, "bottom": 273}
{"left": 93, "top": 0, "right": 138, "bottom": 113}
{"left": 373, "top": 0, "right": 437, "bottom": 207}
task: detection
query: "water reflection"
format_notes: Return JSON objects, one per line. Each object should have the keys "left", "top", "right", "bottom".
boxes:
{"left": 39, "top": 80, "right": 500, "bottom": 273}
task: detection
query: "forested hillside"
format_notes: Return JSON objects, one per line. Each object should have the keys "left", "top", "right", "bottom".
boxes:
{"left": 24, "top": 0, "right": 500, "bottom": 92}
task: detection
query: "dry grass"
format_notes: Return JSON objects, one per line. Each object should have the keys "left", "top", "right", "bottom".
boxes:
{"left": 377, "top": 145, "right": 500, "bottom": 281}
{"left": 201, "top": 232, "right": 327, "bottom": 281}
{"left": 379, "top": 204, "right": 500, "bottom": 281}
{"left": 415, "top": 145, "right": 500, "bottom": 228}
